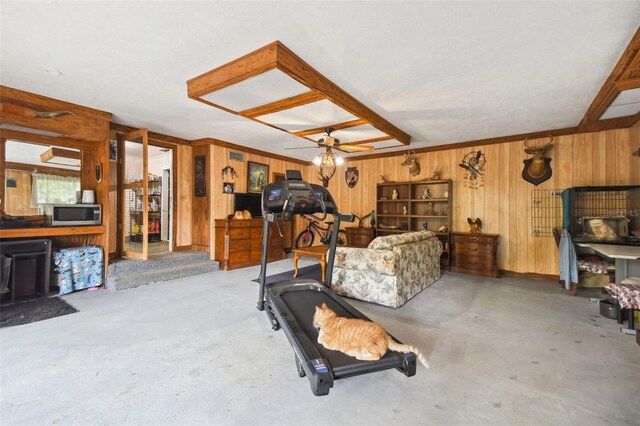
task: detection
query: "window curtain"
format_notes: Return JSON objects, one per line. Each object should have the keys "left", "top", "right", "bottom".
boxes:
{"left": 30, "top": 173, "right": 81, "bottom": 207}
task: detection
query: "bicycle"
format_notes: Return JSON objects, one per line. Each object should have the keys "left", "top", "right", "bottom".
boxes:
{"left": 295, "top": 215, "right": 347, "bottom": 248}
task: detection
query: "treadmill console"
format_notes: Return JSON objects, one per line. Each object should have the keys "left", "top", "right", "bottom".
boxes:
{"left": 262, "top": 173, "right": 337, "bottom": 219}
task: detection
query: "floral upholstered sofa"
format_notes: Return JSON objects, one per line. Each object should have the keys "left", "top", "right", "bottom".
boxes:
{"left": 331, "top": 231, "right": 443, "bottom": 308}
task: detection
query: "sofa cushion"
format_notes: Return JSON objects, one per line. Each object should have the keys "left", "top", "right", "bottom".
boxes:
{"left": 367, "top": 230, "right": 436, "bottom": 251}
{"left": 334, "top": 247, "right": 399, "bottom": 276}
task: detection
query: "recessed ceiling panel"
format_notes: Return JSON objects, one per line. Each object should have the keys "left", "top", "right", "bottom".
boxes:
{"left": 199, "top": 69, "right": 309, "bottom": 112}
{"left": 367, "top": 139, "right": 405, "bottom": 149}
{"left": 306, "top": 124, "right": 388, "bottom": 143}
{"left": 611, "top": 88, "right": 640, "bottom": 107}
{"left": 600, "top": 102, "right": 640, "bottom": 120}
{"left": 257, "top": 99, "right": 358, "bottom": 132}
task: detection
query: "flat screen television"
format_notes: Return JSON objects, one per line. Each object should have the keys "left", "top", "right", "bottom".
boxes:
{"left": 234, "top": 193, "right": 262, "bottom": 218}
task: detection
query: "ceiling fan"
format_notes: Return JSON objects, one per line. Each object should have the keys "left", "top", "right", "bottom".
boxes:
{"left": 285, "top": 128, "right": 375, "bottom": 153}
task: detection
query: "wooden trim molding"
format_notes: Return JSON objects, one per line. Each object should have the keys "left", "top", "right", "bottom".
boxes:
{"left": 0, "top": 128, "right": 95, "bottom": 151}
{"left": 347, "top": 126, "right": 579, "bottom": 161}
{"left": 110, "top": 123, "right": 191, "bottom": 146}
{"left": 239, "top": 91, "right": 324, "bottom": 118}
{"left": 5, "top": 161, "right": 81, "bottom": 178}
{"left": 293, "top": 118, "right": 368, "bottom": 137}
{"left": 187, "top": 41, "right": 410, "bottom": 149}
{"left": 192, "top": 137, "right": 312, "bottom": 166}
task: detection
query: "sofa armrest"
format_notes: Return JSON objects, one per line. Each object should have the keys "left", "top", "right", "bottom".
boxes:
{"left": 334, "top": 247, "right": 399, "bottom": 276}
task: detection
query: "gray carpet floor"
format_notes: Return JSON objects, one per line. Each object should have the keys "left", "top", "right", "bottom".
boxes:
{"left": 1, "top": 257, "right": 638, "bottom": 425}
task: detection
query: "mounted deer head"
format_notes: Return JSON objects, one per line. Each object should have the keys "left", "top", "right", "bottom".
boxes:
{"left": 522, "top": 136, "right": 554, "bottom": 186}
{"left": 401, "top": 151, "right": 420, "bottom": 176}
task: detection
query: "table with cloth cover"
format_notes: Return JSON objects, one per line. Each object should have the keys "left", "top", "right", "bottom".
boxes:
{"left": 605, "top": 277, "right": 640, "bottom": 330}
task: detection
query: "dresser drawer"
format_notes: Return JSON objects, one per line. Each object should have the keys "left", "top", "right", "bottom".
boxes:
{"left": 229, "top": 228, "right": 251, "bottom": 240}
{"left": 455, "top": 254, "right": 492, "bottom": 271}
{"left": 456, "top": 242, "right": 493, "bottom": 257}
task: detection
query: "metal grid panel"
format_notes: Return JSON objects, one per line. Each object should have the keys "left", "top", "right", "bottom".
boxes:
{"left": 531, "top": 189, "right": 563, "bottom": 237}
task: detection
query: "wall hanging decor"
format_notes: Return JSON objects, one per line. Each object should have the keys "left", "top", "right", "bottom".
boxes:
{"left": 522, "top": 137, "right": 554, "bottom": 186}
{"left": 458, "top": 150, "right": 486, "bottom": 189}
{"left": 633, "top": 147, "right": 639, "bottom": 157}
{"left": 427, "top": 167, "right": 442, "bottom": 181}
{"left": 345, "top": 166, "right": 359, "bottom": 188}
{"left": 194, "top": 155, "right": 206, "bottom": 197}
{"left": 401, "top": 151, "right": 420, "bottom": 176}
{"left": 222, "top": 182, "right": 235, "bottom": 194}
{"left": 247, "top": 161, "right": 269, "bottom": 193}
{"left": 109, "top": 139, "right": 118, "bottom": 162}
{"left": 351, "top": 210, "right": 373, "bottom": 228}
{"left": 221, "top": 165, "right": 237, "bottom": 180}
{"left": 467, "top": 218, "right": 482, "bottom": 233}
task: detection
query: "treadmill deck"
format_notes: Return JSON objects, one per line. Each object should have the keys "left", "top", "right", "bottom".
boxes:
{"left": 267, "top": 279, "right": 415, "bottom": 380}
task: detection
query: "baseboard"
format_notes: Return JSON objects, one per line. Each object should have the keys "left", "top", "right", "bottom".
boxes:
{"left": 174, "top": 245, "right": 193, "bottom": 251}
{"left": 501, "top": 270, "right": 560, "bottom": 281}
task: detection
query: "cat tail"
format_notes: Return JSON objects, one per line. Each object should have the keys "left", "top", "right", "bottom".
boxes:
{"left": 386, "top": 338, "right": 429, "bottom": 368}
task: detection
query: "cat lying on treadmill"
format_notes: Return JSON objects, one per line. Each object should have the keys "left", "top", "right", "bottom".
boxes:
{"left": 313, "top": 303, "right": 429, "bottom": 368}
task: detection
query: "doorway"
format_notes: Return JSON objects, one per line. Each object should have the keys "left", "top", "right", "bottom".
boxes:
{"left": 117, "top": 129, "right": 174, "bottom": 260}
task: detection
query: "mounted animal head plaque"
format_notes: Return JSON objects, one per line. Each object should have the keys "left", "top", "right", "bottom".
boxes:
{"left": 522, "top": 137, "right": 553, "bottom": 186}
{"left": 401, "top": 151, "right": 420, "bottom": 176}
{"left": 345, "top": 166, "right": 359, "bottom": 188}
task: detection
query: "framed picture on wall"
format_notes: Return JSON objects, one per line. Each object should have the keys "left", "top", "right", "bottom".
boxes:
{"left": 109, "top": 139, "right": 118, "bottom": 162}
{"left": 195, "top": 155, "right": 206, "bottom": 197}
{"left": 247, "top": 161, "right": 269, "bottom": 193}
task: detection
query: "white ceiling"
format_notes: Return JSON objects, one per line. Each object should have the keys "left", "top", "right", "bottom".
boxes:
{"left": 1, "top": 2, "right": 639, "bottom": 161}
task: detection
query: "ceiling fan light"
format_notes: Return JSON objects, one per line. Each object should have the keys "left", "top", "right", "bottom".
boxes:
{"left": 312, "top": 156, "right": 322, "bottom": 166}
{"left": 335, "top": 156, "right": 345, "bottom": 166}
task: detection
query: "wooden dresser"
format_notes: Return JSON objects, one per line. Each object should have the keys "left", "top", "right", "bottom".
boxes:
{"left": 345, "top": 227, "right": 376, "bottom": 248}
{"left": 214, "top": 218, "right": 286, "bottom": 270}
{"left": 451, "top": 233, "right": 500, "bottom": 278}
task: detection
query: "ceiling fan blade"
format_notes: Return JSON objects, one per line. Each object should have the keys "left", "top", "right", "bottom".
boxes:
{"left": 284, "top": 146, "right": 321, "bottom": 150}
{"left": 339, "top": 144, "right": 375, "bottom": 152}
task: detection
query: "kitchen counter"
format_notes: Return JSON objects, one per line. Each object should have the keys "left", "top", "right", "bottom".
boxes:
{"left": 0, "top": 225, "right": 106, "bottom": 239}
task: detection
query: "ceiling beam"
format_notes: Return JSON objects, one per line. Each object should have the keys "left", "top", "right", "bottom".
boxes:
{"left": 40, "top": 147, "right": 80, "bottom": 163}
{"left": 239, "top": 91, "right": 324, "bottom": 118}
{"left": 343, "top": 136, "right": 394, "bottom": 146}
{"left": 187, "top": 42, "right": 279, "bottom": 98}
{"left": 186, "top": 41, "right": 409, "bottom": 149}
{"left": 615, "top": 76, "right": 640, "bottom": 91}
{"left": 274, "top": 42, "right": 410, "bottom": 145}
{"left": 579, "top": 26, "right": 640, "bottom": 129}
{"left": 293, "top": 118, "right": 369, "bottom": 137}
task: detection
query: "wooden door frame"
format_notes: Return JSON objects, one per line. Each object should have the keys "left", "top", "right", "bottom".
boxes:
{"left": 116, "top": 133, "right": 178, "bottom": 259}
{"left": 120, "top": 129, "right": 149, "bottom": 260}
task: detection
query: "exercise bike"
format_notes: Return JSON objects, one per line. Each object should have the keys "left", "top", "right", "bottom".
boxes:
{"left": 257, "top": 170, "right": 417, "bottom": 396}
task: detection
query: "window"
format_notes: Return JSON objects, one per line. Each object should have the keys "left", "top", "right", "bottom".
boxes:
{"left": 30, "top": 173, "right": 81, "bottom": 206}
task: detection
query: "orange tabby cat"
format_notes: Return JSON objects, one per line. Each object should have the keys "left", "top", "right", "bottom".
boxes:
{"left": 313, "top": 303, "right": 429, "bottom": 368}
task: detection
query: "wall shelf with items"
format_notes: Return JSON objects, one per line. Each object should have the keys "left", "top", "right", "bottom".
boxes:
{"left": 126, "top": 178, "right": 163, "bottom": 244}
{"left": 376, "top": 180, "right": 452, "bottom": 269}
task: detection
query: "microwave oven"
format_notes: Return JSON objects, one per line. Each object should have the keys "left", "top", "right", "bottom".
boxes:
{"left": 45, "top": 204, "right": 102, "bottom": 226}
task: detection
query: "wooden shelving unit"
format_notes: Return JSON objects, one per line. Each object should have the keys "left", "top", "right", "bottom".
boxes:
{"left": 376, "top": 179, "right": 452, "bottom": 269}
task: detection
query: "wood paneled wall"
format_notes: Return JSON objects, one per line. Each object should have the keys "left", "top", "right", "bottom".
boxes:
{"left": 208, "top": 144, "right": 307, "bottom": 259}
{"left": 4, "top": 170, "right": 38, "bottom": 215}
{"left": 313, "top": 127, "right": 640, "bottom": 275}
{"left": 176, "top": 144, "right": 193, "bottom": 248}
{"left": 192, "top": 144, "right": 210, "bottom": 252}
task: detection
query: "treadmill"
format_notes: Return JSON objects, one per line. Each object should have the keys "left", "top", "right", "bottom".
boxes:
{"left": 257, "top": 170, "right": 416, "bottom": 396}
